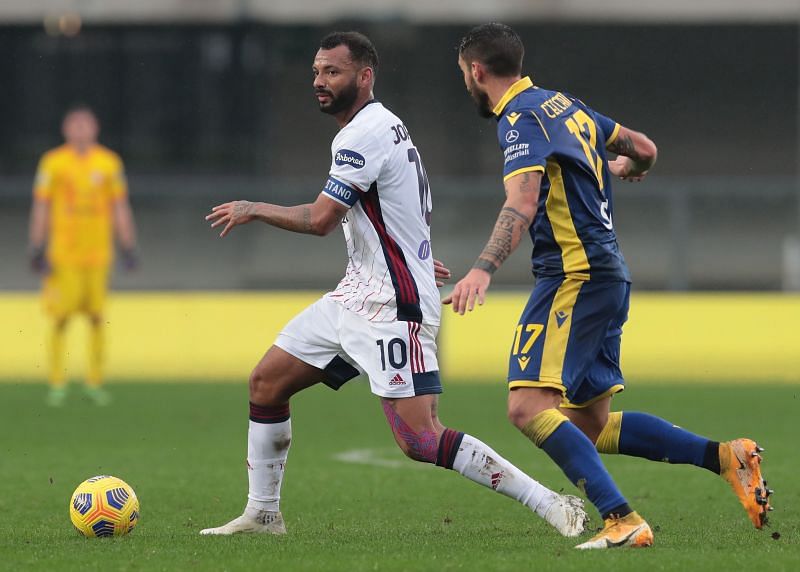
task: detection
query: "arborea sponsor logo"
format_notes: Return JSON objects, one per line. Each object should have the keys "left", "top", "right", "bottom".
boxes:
{"left": 335, "top": 149, "right": 366, "bottom": 169}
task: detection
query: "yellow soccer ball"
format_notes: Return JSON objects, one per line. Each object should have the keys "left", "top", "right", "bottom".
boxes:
{"left": 69, "top": 475, "right": 140, "bottom": 537}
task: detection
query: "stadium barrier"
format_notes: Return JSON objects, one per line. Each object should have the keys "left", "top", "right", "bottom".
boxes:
{"left": 1, "top": 292, "right": 798, "bottom": 383}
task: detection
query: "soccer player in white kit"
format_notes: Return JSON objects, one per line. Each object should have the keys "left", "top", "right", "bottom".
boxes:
{"left": 201, "top": 31, "right": 587, "bottom": 538}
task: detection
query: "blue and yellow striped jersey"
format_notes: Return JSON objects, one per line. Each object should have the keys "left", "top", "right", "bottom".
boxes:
{"left": 495, "top": 76, "right": 630, "bottom": 282}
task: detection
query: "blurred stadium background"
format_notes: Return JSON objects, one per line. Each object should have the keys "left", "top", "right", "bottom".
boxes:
{"left": 0, "top": 0, "right": 798, "bottom": 383}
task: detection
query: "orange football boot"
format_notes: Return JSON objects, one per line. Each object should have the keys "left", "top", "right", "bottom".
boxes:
{"left": 720, "top": 438, "right": 773, "bottom": 529}
{"left": 574, "top": 511, "right": 653, "bottom": 550}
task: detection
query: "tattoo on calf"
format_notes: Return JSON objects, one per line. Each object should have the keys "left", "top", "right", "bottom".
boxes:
{"left": 381, "top": 399, "right": 439, "bottom": 463}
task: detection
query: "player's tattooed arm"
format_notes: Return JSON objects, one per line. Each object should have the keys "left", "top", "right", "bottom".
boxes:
{"left": 444, "top": 170, "right": 541, "bottom": 315}
{"left": 206, "top": 194, "right": 347, "bottom": 237}
{"left": 606, "top": 125, "right": 657, "bottom": 181}
{"left": 607, "top": 133, "right": 635, "bottom": 156}
{"left": 472, "top": 171, "right": 539, "bottom": 273}
{"left": 473, "top": 206, "right": 532, "bottom": 274}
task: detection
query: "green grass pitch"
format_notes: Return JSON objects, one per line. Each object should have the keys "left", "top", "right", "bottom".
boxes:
{"left": 0, "top": 381, "right": 797, "bottom": 571}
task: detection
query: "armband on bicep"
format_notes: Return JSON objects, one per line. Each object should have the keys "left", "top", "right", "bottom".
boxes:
{"left": 322, "top": 176, "right": 360, "bottom": 207}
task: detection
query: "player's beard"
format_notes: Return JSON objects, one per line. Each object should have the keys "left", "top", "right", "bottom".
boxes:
{"left": 317, "top": 77, "right": 359, "bottom": 116}
{"left": 468, "top": 78, "right": 494, "bottom": 118}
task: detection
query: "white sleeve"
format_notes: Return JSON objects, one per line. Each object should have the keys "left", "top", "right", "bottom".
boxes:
{"left": 322, "top": 128, "right": 386, "bottom": 207}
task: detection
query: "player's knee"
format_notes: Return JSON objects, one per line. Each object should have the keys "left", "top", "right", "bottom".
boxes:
{"left": 507, "top": 388, "right": 562, "bottom": 430}
{"left": 507, "top": 404, "right": 529, "bottom": 430}
{"left": 507, "top": 401, "right": 554, "bottom": 430}
{"left": 248, "top": 367, "right": 283, "bottom": 406}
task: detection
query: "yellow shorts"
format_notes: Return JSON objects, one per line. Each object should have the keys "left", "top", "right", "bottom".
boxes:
{"left": 43, "top": 266, "right": 109, "bottom": 318}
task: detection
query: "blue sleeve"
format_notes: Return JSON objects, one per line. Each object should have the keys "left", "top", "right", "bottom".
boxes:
{"left": 497, "top": 112, "right": 551, "bottom": 182}
{"left": 590, "top": 110, "right": 620, "bottom": 146}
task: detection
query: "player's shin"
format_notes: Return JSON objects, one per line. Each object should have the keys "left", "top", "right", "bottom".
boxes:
{"left": 438, "top": 429, "right": 587, "bottom": 536}
{"left": 441, "top": 430, "right": 555, "bottom": 516}
{"left": 246, "top": 402, "right": 292, "bottom": 514}
{"left": 596, "top": 411, "right": 720, "bottom": 473}
{"left": 523, "top": 409, "right": 631, "bottom": 519}
{"left": 48, "top": 320, "right": 67, "bottom": 388}
{"left": 87, "top": 321, "right": 104, "bottom": 387}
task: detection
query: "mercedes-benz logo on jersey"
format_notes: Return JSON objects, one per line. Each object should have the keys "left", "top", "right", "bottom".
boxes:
{"left": 334, "top": 149, "right": 366, "bottom": 169}
{"left": 505, "top": 130, "right": 520, "bottom": 143}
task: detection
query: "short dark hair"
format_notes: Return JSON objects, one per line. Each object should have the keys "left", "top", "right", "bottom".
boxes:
{"left": 319, "top": 31, "right": 379, "bottom": 75}
{"left": 64, "top": 103, "right": 95, "bottom": 119}
{"left": 458, "top": 23, "right": 524, "bottom": 77}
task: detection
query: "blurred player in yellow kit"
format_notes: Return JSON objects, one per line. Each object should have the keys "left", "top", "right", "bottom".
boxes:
{"left": 28, "top": 106, "right": 138, "bottom": 406}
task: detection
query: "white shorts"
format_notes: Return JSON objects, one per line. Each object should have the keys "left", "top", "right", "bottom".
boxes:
{"left": 275, "top": 297, "right": 441, "bottom": 398}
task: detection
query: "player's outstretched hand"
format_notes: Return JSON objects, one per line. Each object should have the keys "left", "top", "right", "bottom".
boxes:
{"left": 120, "top": 248, "right": 139, "bottom": 272}
{"left": 442, "top": 268, "right": 491, "bottom": 315}
{"left": 433, "top": 258, "right": 451, "bottom": 288}
{"left": 608, "top": 156, "right": 648, "bottom": 182}
{"left": 206, "top": 201, "right": 256, "bottom": 237}
{"left": 30, "top": 247, "right": 48, "bottom": 275}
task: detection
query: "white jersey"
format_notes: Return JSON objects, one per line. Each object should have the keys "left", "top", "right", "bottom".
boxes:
{"left": 321, "top": 101, "right": 440, "bottom": 326}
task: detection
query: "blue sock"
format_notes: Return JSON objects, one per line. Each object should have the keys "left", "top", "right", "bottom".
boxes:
{"left": 529, "top": 411, "right": 630, "bottom": 519}
{"left": 618, "top": 412, "right": 720, "bottom": 473}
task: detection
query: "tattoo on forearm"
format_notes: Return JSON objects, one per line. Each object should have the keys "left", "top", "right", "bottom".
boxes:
{"left": 608, "top": 134, "right": 637, "bottom": 158}
{"left": 472, "top": 207, "right": 532, "bottom": 273}
{"left": 500, "top": 206, "right": 532, "bottom": 226}
{"left": 301, "top": 207, "right": 312, "bottom": 233}
{"left": 518, "top": 172, "right": 535, "bottom": 193}
{"left": 473, "top": 258, "right": 498, "bottom": 274}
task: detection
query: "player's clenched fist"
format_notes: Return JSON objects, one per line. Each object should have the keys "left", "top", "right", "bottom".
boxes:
{"left": 206, "top": 201, "right": 257, "bottom": 237}
{"left": 442, "top": 268, "right": 491, "bottom": 315}
{"left": 607, "top": 156, "right": 648, "bottom": 182}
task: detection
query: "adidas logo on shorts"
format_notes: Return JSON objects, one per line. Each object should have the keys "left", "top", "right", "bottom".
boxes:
{"left": 389, "top": 374, "right": 406, "bottom": 386}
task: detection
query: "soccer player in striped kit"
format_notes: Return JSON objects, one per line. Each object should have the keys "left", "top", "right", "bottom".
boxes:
{"left": 200, "top": 31, "right": 588, "bottom": 537}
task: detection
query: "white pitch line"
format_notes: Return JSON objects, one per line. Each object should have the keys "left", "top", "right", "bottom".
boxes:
{"left": 332, "top": 447, "right": 424, "bottom": 470}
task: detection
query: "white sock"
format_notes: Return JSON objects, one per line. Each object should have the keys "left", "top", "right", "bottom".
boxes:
{"left": 451, "top": 433, "right": 557, "bottom": 517}
{"left": 244, "top": 419, "right": 291, "bottom": 514}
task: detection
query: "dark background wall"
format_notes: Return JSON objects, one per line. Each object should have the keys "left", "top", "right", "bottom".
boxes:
{"left": 0, "top": 23, "right": 797, "bottom": 291}
{"left": 0, "top": 23, "right": 795, "bottom": 178}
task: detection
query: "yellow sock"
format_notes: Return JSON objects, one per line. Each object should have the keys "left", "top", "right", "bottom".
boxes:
{"left": 87, "top": 322, "right": 104, "bottom": 388}
{"left": 520, "top": 409, "right": 569, "bottom": 448}
{"left": 48, "top": 320, "right": 67, "bottom": 388}
{"left": 596, "top": 412, "right": 623, "bottom": 454}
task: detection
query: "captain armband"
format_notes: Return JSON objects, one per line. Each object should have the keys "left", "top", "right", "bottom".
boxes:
{"left": 322, "top": 176, "right": 360, "bottom": 207}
